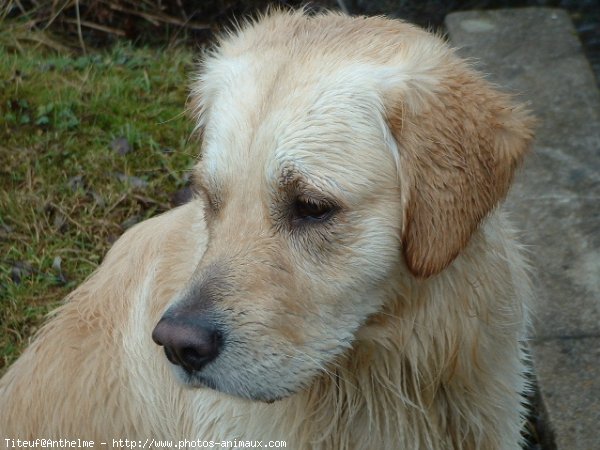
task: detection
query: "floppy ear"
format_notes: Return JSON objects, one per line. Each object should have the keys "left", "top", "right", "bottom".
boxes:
{"left": 385, "top": 64, "right": 535, "bottom": 278}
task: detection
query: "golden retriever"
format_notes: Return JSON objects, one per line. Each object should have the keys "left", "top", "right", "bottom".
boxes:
{"left": 0, "top": 10, "right": 535, "bottom": 450}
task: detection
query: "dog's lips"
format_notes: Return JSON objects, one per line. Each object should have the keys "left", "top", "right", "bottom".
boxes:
{"left": 259, "top": 395, "right": 283, "bottom": 404}
{"left": 171, "top": 366, "right": 289, "bottom": 404}
{"left": 167, "top": 365, "right": 212, "bottom": 392}
{"left": 190, "top": 373, "right": 218, "bottom": 390}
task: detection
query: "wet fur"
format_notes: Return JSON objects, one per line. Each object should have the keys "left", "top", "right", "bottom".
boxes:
{"left": 0, "top": 10, "right": 534, "bottom": 450}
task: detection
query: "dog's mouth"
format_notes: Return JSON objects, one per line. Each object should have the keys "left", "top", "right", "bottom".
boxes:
{"left": 171, "top": 364, "right": 285, "bottom": 404}
{"left": 153, "top": 311, "right": 322, "bottom": 404}
{"left": 183, "top": 371, "right": 218, "bottom": 390}
{"left": 161, "top": 349, "right": 219, "bottom": 391}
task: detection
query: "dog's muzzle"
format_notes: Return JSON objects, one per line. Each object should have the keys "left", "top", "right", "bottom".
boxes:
{"left": 152, "top": 316, "right": 223, "bottom": 373}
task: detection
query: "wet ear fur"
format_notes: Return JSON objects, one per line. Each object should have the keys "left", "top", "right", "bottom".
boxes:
{"left": 386, "top": 64, "right": 535, "bottom": 278}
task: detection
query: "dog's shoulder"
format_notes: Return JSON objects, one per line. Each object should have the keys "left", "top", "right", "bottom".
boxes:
{"left": 103, "top": 198, "right": 207, "bottom": 268}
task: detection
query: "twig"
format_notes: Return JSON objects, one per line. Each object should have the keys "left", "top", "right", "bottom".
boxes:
{"left": 12, "top": 0, "right": 29, "bottom": 17}
{"left": 47, "top": 202, "right": 86, "bottom": 231}
{"left": 337, "top": 0, "right": 350, "bottom": 15}
{"left": 64, "top": 18, "right": 126, "bottom": 37}
{"left": 74, "top": 0, "right": 86, "bottom": 54}
{"left": 175, "top": 0, "right": 188, "bottom": 21}
{"left": 132, "top": 194, "right": 170, "bottom": 210}
{"left": 108, "top": 2, "right": 159, "bottom": 26}
{"left": 13, "top": 32, "right": 70, "bottom": 53}
{"left": 43, "top": 0, "right": 73, "bottom": 31}
{"left": 103, "top": 193, "right": 128, "bottom": 216}
{"left": 107, "top": 2, "right": 210, "bottom": 30}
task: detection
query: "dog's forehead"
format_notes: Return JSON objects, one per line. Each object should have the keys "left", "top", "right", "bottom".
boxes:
{"left": 200, "top": 55, "right": 399, "bottom": 195}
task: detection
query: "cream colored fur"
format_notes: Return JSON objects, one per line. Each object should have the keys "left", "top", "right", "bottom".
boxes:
{"left": 0, "top": 10, "right": 534, "bottom": 450}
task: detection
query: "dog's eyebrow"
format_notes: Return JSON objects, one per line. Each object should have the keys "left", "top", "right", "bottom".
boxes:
{"left": 277, "top": 165, "right": 342, "bottom": 202}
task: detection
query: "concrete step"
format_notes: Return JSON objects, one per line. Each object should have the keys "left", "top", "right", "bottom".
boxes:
{"left": 446, "top": 8, "right": 600, "bottom": 450}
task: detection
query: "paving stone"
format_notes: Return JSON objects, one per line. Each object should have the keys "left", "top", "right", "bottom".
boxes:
{"left": 531, "top": 338, "right": 600, "bottom": 450}
{"left": 446, "top": 8, "right": 600, "bottom": 449}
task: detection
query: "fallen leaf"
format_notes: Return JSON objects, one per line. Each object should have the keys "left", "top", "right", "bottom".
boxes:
{"left": 52, "top": 211, "right": 68, "bottom": 233}
{"left": 87, "top": 190, "right": 106, "bottom": 207}
{"left": 110, "top": 137, "right": 132, "bottom": 156}
{"left": 121, "top": 215, "right": 141, "bottom": 230}
{"left": 171, "top": 186, "right": 194, "bottom": 206}
{"left": 67, "top": 175, "right": 85, "bottom": 191}
{"left": 10, "top": 261, "right": 33, "bottom": 284}
{"left": 52, "top": 256, "right": 68, "bottom": 285}
{"left": 114, "top": 172, "right": 148, "bottom": 189}
{"left": 0, "top": 224, "right": 13, "bottom": 239}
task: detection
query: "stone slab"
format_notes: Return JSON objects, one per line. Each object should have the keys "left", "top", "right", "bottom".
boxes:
{"left": 530, "top": 337, "right": 600, "bottom": 450}
{"left": 446, "top": 8, "right": 600, "bottom": 450}
{"left": 447, "top": 8, "right": 600, "bottom": 338}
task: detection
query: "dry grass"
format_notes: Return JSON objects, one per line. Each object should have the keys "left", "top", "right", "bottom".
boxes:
{"left": 0, "top": 1, "right": 334, "bottom": 51}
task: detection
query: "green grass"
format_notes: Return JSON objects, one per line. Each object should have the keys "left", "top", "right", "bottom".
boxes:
{"left": 0, "top": 27, "right": 199, "bottom": 374}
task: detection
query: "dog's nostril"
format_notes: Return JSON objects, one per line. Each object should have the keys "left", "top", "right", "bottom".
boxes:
{"left": 163, "top": 346, "right": 178, "bottom": 366}
{"left": 152, "top": 317, "right": 223, "bottom": 373}
{"left": 180, "top": 347, "right": 210, "bottom": 371}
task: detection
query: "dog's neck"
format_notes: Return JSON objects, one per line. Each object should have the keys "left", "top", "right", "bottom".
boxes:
{"left": 139, "top": 212, "right": 526, "bottom": 449}
{"left": 277, "top": 223, "right": 529, "bottom": 449}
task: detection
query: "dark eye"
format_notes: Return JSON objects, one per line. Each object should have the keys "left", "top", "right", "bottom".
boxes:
{"left": 292, "top": 197, "right": 335, "bottom": 223}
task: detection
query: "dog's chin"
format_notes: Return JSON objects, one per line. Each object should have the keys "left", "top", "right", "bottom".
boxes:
{"left": 169, "top": 365, "right": 288, "bottom": 404}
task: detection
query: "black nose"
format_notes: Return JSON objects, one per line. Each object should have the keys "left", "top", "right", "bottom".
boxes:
{"left": 152, "top": 317, "right": 223, "bottom": 373}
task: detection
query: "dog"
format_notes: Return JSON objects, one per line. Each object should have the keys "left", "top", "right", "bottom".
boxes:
{"left": 0, "top": 10, "right": 535, "bottom": 450}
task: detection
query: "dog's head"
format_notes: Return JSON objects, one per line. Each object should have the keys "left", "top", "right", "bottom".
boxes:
{"left": 152, "top": 11, "right": 534, "bottom": 402}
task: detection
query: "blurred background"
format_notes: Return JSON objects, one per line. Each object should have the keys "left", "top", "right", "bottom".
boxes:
{"left": 2, "top": 1, "right": 599, "bottom": 81}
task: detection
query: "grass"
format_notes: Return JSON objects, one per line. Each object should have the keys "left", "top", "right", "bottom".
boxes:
{"left": 0, "top": 24, "right": 199, "bottom": 375}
